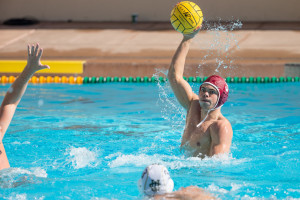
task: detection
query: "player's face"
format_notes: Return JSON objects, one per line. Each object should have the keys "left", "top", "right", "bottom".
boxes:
{"left": 198, "top": 84, "right": 219, "bottom": 110}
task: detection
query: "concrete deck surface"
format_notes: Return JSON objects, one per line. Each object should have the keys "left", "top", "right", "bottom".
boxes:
{"left": 0, "top": 22, "right": 300, "bottom": 77}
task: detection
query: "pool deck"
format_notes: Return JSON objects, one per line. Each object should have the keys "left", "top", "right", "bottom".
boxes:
{"left": 0, "top": 21, "right": 300, "bottom": 78}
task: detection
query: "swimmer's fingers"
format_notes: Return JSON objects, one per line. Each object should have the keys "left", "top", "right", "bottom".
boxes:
{"left": 31, "top": 45, "right": 35, "bottom": 56}
{"left": 37, "top": 47, "right": 43, "bottom": 60}
{"left": 27, "top": 43, "right": 40, "bottom": 57}
{"left": 183, "top": 26, "right": 201, "bottom": 39}
{"left": 27, "top": 45, "right": 30, "bottom": 57}
{"left": 34, "top": 43, "right": 40, "bottom": 57}
{"left": 37, "top": 47, "right": 50, "bottom": 70}
{"left": 40, "top": 64, "right": 50, "bottom": 70}
{"left": 26, "top": 43, "right": 50, "bottom": 72}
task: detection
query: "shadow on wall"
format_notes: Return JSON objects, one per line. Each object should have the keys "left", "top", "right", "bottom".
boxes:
{"left": 3, "top": 17, "right": 39, "bottom": 25}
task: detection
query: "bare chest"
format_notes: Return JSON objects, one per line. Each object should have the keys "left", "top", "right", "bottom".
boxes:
{"left": 181, "top": 106, "right": 213, "bottom": 157}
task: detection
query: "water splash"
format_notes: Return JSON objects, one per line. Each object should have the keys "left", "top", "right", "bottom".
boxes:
{"left": 6, "top": 193, "right": 27, "bottom": 200}
{"left": 0, "top": 167, "right": 47, "bottom": 188}
{"left": 66, "top": 147, "right": 100, "bottom": 169}
{"left": 12, "top": 141, "right": 31, "bottom": 145}
{"left": 153, "top": 69, "right": 186, "bottom": 133}
{"left": 153, "top": 19, "right": 243, "bottom": 132}
{"left": 198, "top": 19, "right": 243, "bottom": 75}
{"left": 204, "top": 19, "right": 243, "bottom": 31}
{"left": 107, "top": 152, "right": 249, "bottom": 170}
{"left": 3, "top": 193, "right": 45, "bottom": 200}
{"left": 38, "top": 99, "right": 44, "bottom": 107}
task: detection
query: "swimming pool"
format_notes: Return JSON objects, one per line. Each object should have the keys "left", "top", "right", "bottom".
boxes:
{"left": 0, "top": 82, "right": 299, "bottom": 199}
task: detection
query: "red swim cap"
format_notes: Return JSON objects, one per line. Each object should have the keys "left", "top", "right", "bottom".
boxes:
{"left": 200, "top": 75, "right": 229, "bottom": 109}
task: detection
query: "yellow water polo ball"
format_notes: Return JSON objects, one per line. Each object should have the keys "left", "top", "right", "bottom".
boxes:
{"left": 170, "top": 1, "right": 203, "bottom": 34}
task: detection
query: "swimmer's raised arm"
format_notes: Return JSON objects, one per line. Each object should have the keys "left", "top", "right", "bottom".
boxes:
{"left": 0, "top": 44, "right": 49, "bottom": 141}
{"left": 167, "top": 33, "right": 199, "bottom": 110}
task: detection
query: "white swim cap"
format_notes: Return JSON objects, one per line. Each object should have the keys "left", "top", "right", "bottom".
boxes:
{"left": 138, "top": 164, "right": 174, "bottom": 196}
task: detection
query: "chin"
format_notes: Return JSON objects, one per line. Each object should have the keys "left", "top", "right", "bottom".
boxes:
{"left": 199, "top": 101, "right": 210, "bottom": 109}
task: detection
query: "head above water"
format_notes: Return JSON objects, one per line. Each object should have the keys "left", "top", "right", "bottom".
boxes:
{"left": 199, "top": 75, "right": 229, "bottom": 110}
{"left": 138, "top": 164, "right": 174, "bottom": 196}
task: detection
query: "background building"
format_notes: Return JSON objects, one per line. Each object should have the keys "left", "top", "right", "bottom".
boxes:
{"left": 0, "top": 0, "right": 300, "bottom": 22}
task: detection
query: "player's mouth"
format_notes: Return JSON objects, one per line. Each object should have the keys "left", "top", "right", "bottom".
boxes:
{"left": 200, "top": 99, "right": 210, "bottom": 103}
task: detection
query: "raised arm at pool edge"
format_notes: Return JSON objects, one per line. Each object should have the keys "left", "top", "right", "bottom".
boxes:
{"left": 0, "top": 44, "right": 49, "bottom": 170}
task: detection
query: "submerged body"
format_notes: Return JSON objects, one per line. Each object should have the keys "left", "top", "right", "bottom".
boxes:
{"left": 168, "top": 34, "right": 233, "bottom": 158}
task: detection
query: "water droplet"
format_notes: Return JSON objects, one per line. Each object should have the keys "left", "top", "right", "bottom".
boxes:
{"left": 38, "top": 99, "right": 44, "bottom": 107}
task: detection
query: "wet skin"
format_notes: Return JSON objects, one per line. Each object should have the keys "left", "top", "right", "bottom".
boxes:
{"left": 0, "top": 44, "right": 49, "bottom": 171}
{"left": 181, "top": 84, "right": 232, "bottom": 158}
{"left": 168, "top": 35, "right": 233, "bottom": 158}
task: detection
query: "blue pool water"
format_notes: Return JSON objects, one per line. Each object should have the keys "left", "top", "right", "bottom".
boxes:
{"left": 0, "top": 82, "right": 299, "bottom": 199}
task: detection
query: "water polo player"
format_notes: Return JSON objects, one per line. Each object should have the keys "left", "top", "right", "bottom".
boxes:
{"left": 138, "top": 164, "right": 216, "bottom": 199}
{"left": 167, "top": 32, "right": 233, "bottom": 158}
{"left": 0, "top": 44, "right": 49, "bottom": 170}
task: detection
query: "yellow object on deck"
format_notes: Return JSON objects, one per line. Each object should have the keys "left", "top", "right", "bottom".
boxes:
{"left": 0, "top": 60, "right": 84, "bottom": 74}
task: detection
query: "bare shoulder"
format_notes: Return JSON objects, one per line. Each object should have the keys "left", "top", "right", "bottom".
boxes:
{"left": 155, "top": 186, "right": 216, "bottom": 200}
{"left": 210, "top": 116, "right": 233, "bottom": 143}
{"left": 175, "top": 186, "right": 217, "bottom": 199}
{"left": 212, "top": 116, "right": 232, "bottom": 132}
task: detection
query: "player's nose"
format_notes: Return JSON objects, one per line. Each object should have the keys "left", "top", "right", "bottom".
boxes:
{"left": 202, "top": 92, "right": 209, "bottom": 97}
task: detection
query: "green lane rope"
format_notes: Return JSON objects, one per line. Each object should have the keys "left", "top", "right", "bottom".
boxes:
{"left": 80, "top": 76, "right": 299, "bottom": 84}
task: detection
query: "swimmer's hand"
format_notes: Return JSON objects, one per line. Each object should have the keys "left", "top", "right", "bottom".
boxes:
{"left": 183, "top": 27, "right": 201, "bottom": 39}
{"left": 25, "top": 44, "right": 50, "bottom": 74}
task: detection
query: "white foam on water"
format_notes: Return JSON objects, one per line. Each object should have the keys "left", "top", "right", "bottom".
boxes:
{"left": 287, "top": 189, "right": 300, "bottom": 193}
{"left": 31, "top": 168, "right": 47, "bottom": 178}
{"left": 207, "top": 183, "right": 229, "bottom": 194}
{"left": 0, "top": 167, "right": 47, "bottom": 178}
{"left": 206, "top": 182, "right": 259, "bottom": 200}
{"left": 4, "top": 193, "right": 45, "bottom": 200}
{"left": 6, "top": 193, "right": 27, "bottom": 200}
{"left": 107, "top": 153, "right": 162, "bottom": 168}
{"left": 12, "top": 141, "right": 31, "bottom": 145}
{"left": 240, "top": 195, "right": 261, "bottom": 200}
{"left": 206, "top": 183, "right": 298, "bottom": 200}
{"left": 239, "top": 195, "right": 276, "bottom": 200}
{"left": 66, "top": 147, "right": 100, "bottom": 169}
{"left": 207, "top": 182, "right": 250, "bottom": 193}
{"left": 230, "top": 183, "right": 243, "bottom": 192}
{"left": 0, "top": 167, "right": 47, "bottom": 189}
{"left": 107, "top": 152, "right": 249, "bottom": 169}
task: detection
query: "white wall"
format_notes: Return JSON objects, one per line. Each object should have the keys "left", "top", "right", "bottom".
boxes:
{"left": 0, "top": 0, "right": 299, "bottom": 22}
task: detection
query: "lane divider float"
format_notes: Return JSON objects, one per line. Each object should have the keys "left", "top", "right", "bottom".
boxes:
{"left": 0, "top": 76, "right": 299, "bottom": 84}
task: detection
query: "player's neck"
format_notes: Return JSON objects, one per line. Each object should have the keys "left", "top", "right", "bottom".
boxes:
{"left": 201, "top": 108, "right": 220, "bottom": 121}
